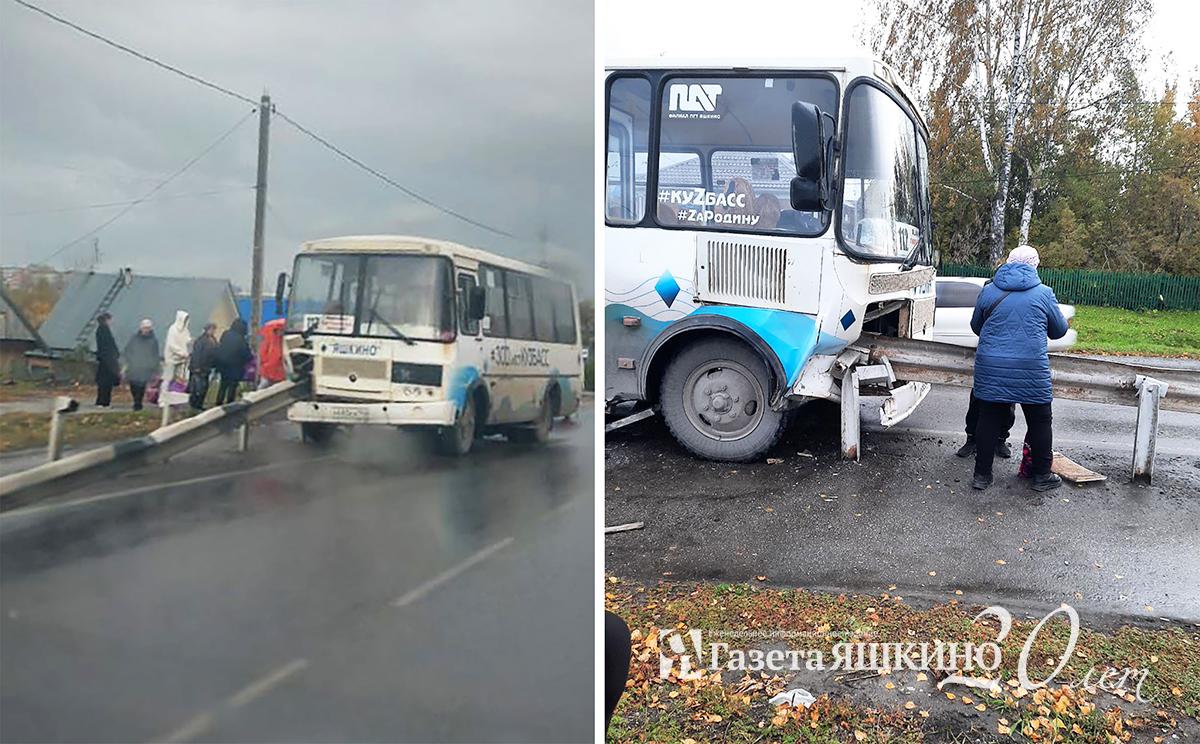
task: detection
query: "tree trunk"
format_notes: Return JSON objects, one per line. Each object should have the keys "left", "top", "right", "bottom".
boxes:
{"left": 988, "top": 1, "right": 1027, "bottom": 265}
{"left": 1019, "top": 163, "right": 1037, "bottom": 245}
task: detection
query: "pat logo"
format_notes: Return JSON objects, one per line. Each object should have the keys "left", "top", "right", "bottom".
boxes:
{"left": 669, "top": 83, "right": 722, "bottom": 113}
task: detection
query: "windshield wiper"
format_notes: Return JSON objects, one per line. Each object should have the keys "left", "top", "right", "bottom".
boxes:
{"left": 368, "top": 307, "right": 416, "bottom": 345}
{"left": 365, "top": 288, "right": 416, "bottom": 345}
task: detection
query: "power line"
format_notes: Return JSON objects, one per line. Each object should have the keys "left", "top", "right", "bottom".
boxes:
{"left": 273, "top": 110, "right": 519, "bottom": 240}
{"left": 36, "top": 108, "right": 258, "bottom": 264}
{"left": 1, "top": 187, "right": 252, "bottom": 217}
{"left": 10, "top": 0, "right": 257, "bottom": 106}
{"left": 11, "top": 0, "right": 522, "bottom": 242}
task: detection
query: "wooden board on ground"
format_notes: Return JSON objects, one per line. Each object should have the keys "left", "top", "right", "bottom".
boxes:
{"left": 1052, "top": 452, "right": 1107, "bottom": 483}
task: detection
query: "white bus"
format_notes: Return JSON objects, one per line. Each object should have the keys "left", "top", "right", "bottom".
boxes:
{"left": 605, "top": 58, "right": 936, "bottom": 461}
{"left": 279, "top": 236, "right": 583, "bottom": 455}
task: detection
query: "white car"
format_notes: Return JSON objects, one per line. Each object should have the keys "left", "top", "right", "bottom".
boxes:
{"left": 933, "top": 277, "right": 1077, "bottom": 351}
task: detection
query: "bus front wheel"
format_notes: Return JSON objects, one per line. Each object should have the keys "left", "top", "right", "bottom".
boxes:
{"left": 659, "top": 338, "right": 787, "bottom": 462}
{"left": 438, "top": 398, "right": 476, "bottom": 456}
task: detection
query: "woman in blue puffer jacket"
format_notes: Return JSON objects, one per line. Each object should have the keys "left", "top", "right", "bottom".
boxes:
{"left": 970, "top": 245, "right": 1069, "bottom": 492}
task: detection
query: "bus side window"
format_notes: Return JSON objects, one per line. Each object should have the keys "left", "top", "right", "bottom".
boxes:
{"left": 531, "top": 277, "right": 557, "bottom": 343}
{"left": 481, "top": 265, "right": 508, "bottom": 337}
{"left": 505, "top": 272, "right": 535, "bottom": 341}
{"left": 457, "top": 273, "right": 480, "bottom": 336}
{"left": 551, "top": 281, "right": 577, "bottom": 344}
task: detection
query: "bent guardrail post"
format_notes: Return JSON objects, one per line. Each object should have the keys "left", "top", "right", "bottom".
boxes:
{"left": 841, "top": 367, "right": 860, "bottom": 461}
{"left": 47, "top": 396, "right": 79, "bottom": 462}
{"left": 1132, "top": 375, "right": 1168, "bottom": 484}
{"left": 0, "top": 380, "right": 308, "bottom": 511}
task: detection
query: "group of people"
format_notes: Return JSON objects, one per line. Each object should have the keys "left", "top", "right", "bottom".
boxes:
{"left": 958, "top": 244, "right": 1070, "bottom": 492}
{"left": 93, "top": 312, "right": 280, "bottom": 412}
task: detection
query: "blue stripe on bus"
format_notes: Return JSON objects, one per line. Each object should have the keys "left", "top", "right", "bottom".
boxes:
{"left": 690, "top": 306, "right": 819, "bottom": 386}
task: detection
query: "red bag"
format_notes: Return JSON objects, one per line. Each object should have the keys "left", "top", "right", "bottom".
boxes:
{"left": 1018, "top": 441, "right": 1034, "bottom": 479}
{"left": 145, "top": 376, "right": 162, "bottom": 405}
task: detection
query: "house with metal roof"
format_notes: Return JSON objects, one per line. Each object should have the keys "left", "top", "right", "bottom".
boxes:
{"left": 1, "top": 286, "right": 49, "bottom": 377}
{"left": 34, "top": 270, "right": 239, "bottom": 360}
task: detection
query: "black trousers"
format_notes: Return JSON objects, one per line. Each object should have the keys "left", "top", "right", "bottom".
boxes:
{"left": 965, "top": 391, "right": 1013, "bottom": 440}
{"left": 214, "top": 374, "right": 240, "bottom": 406}
{"left": 96, "top": 380, "right": 114, "bottom": 407}
{"left": 129, "top": 382, "right": 146, "bottom": 410}
{"left": 188, "top": 371, "right": 212, "bottom": 409}
{"left": 975, "top": 400, "right": 1053, "bottom": 477}
{"left": 604, "top": 611, "right": 632, "bottom": 730}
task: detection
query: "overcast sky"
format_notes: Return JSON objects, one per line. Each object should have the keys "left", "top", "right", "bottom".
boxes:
{"left": 0, "top": 0, "right": 593, "bottom": 292}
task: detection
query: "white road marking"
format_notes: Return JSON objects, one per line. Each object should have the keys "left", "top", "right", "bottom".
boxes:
{"left": 228, "top": 658, "right": 309, "bottom": 708}
{"left": 156, "top": 711, "right": 214, "bottom": 744}
{"left": 1, "top": 456, "right": 335, "bottom": 522}
{"left": 152, "top": 658, "right": 309, "bottom": 743}
{"left": 391, "top": 536, "right": 515, "bottom": 608}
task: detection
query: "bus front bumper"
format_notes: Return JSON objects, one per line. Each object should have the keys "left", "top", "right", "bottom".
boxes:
{"left": 287, "top": 400, "right": 457, "bottom": 426}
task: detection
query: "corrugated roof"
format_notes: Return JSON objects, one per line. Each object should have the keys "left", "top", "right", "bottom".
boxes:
{"left": 38, "top": 271, "right": 236, "bottom": 353}
{"left": 0, "top": 286, "right": 46, "bottom": 346}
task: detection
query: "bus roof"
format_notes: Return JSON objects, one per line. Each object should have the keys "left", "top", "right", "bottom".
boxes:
{"left": 299, "top": 235, "right": 568, "bottom": 282}
{"left": 606, "top": 56, "right": 926, "bottom": 132}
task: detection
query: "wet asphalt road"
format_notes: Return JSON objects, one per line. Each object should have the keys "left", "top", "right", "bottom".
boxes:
{"left": 605, "top": 386, "right": 1200, "bottom": 625}
{"left": 1, "top": 406, "right": 595, "bottom": 743}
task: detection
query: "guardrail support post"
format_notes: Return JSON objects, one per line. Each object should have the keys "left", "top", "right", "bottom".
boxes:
{"left": 236, "top": 419, "right": 250, "bottom": 452}
{"left": 1132, "top": 375, "right": 1168, "bottom": 484}
{"left": 841, "top": 368, "right": 860, "bottom": 461}
{"left": 47, "top": 396, "right": 77, "bottom": 462}
{"left": 160, "top": 403, "right": 171, "bottom": 428}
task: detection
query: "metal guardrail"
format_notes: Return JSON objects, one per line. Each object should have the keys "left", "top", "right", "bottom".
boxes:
{"left": 0, "top": 379, "right": 310, "bottom": 510}
{"left": 860, "top": 334, "right": 1199, "bottom": 414}
{"left": 848, "top": 334, "right": 1197, "bottom": 482}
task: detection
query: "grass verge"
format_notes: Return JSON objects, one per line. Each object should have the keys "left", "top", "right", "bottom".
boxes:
{"left": 1070, "top": 307, "right": 1200, "bottom": 358}
{"left": 606, "top": 577, "right": 1197, "bottom": 743}
{"left": 0, "top": 409, "right": 165, "bottom": 453}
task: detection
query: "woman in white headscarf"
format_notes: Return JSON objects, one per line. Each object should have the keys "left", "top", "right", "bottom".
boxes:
{"left": 161, "top": 310, "right": 192, "bottom": 407}
{"left": 968, "top": 245, "right": 1070, "bottom": 492}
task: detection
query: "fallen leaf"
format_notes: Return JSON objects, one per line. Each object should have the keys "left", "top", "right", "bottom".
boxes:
{"left": 976, "top": 704, "right": 988, "bottom": 711}
{"left": 756, "top": 575, "right": 767, "bottom": 581}
{"left": 928, "top": 571, "right": 937, "bottom": 576}
{"left": 916, "top": 672, "right": 928, "bottom": 681}
{"left": 854, "top": 731, "right": 867, "bottom": 742}
{"left": 995, "top": 559, "right": 1007, "bottom": 565}
{"left": 904, "top": 701, "right": 916, "bottom": 710}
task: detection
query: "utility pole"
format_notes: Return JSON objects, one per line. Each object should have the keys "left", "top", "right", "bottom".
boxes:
{"left": 250, "top": 92, "right": 271, "bottom": 348}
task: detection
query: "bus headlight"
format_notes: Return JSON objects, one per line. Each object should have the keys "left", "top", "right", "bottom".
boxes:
{"left": 391, "top": 362, "right": 442, "bottom": 387}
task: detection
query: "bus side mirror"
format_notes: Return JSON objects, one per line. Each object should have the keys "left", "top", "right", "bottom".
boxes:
{"left": 274, "top": 272, "right": 288, "bottom": 316}
{"left": 790, "top": 101, "right": 828, "bottom": 212}
{"left": 468, "top": 286, "right": 487, "bottom": 321}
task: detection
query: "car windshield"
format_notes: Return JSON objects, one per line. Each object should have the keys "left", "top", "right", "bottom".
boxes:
{"left": 286, "top": 253, "right": 456, "bottom": 341}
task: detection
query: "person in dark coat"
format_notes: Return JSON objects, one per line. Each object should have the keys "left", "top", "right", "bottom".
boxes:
{"left": 213, "top": 318, "right": 252, "bottom": 406}
{"left": 122, "top": 319, "right": 160, "bottom": 411}
{"left": 188, "top": 322, "right": 219, "bottom": 410}
{"left": 94, "top": 313, "right": 120, "bottom": 407}
{"left": 970, "top": 245, "right": 1069, "bottom": 492}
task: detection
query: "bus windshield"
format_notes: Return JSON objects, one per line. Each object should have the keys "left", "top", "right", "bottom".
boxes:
{"left": 839, "top": 83, "right": 929, "bottom": 259}
{"left": 287, "top": 253, "right": 456, "bottom": 341}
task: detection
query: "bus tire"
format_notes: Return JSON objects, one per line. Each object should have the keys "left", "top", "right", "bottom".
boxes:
{"left": 509, "top": 393, "right": 553, "bottom": 445}
{"left": 438, "top": 398, "right": 477, "bottom": 456}
{"left": 301, "top": 422, "right": 335, "bottom": 446}
{"left": 659, "top": 338, "right": 787, "bottom": 462}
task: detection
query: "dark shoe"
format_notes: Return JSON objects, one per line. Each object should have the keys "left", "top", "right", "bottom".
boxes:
{"left": 971, "top": 472, "right": 993, "bottom": 490}
{"left": 995, "top": 440, "right": 1012, "bottom": 459}
{"left": 1031, "top": 473, "right": 1062, "bottom": 492}
{"left": 132, "top": 403, "right": 143, "bottom": 411}
{"left": 956, "top": 438, "right": 976, "bottom": 458}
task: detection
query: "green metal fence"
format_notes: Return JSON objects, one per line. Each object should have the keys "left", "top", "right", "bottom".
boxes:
{"left": 938, "top": 263, "right": 1200, "bottom": 311}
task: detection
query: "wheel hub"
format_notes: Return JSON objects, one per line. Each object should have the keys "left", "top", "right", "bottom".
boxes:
{"left": 683, "top": 361, "right": 766, "bottom": 441}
